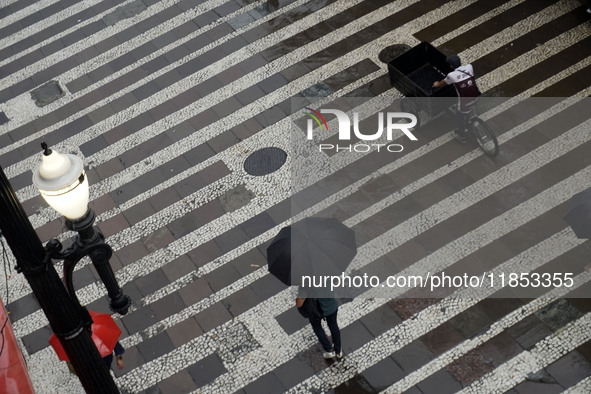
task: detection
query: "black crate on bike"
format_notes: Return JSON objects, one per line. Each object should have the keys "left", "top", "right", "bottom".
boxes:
{"left": 387, "top": 42, "right": 456, "bottom": 116}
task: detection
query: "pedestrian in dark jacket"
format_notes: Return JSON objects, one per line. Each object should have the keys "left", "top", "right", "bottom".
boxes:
{"left": 296, "top": 289, "right": 342, "bottom": 359}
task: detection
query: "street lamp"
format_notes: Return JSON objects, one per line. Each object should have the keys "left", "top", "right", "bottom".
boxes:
{"left": 0, "top": 143, "right": 123, "bottom": 392}
{"left": 32, "top": 142, "right": 89, "bottom": 220}
{"left": 32, "top": 142, "right": 130, "bottom": 315}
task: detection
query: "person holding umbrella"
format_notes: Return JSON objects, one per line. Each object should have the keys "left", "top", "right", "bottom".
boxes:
{"left": 296, "top": 289, "right": 342, "bottom": 359}
{"left": 102, "top": 341, "right": 125, "bottom": 370}
{"left": 267, "top": 217, "right": 356, "bottom": 360}
{"left": 50, "top": 310, "right": 125, "bottom": 372}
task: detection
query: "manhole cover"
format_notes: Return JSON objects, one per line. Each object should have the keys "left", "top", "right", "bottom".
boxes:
{"left": 244, "top": 147, "right": 287, "bottom": 176}
{"left": 378, "top": 44, "right": 411, "bottom": 64}
{"left": 31, "top": 81, "right": 64, "bottom": 107}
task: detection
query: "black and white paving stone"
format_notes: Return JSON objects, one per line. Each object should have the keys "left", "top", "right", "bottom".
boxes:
{"left": 1, "top": 0, "right": 591, "bottom": 393}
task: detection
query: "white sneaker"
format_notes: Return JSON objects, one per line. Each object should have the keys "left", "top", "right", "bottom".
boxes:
{"left": 323, "top": 351, "right": 336, "bottom": 359}
{"left": 587, "top": 7, "right": 591, "bottom": 14}
{"left": 335, "top": 351, "right": 343, "bottom": 359}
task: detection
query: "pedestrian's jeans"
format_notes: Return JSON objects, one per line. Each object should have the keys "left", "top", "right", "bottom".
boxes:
{"left": 309, "top": 310, "right": 341, "bottom": 353}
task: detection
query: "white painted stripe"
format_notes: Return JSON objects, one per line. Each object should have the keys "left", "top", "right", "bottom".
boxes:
{"left": 460, "top": 313, "right": 591, "bottom": 393}
{"left": 287, "top": 229, "right": 586, "bottom": 393}
{"left": 382, "top": 270, "right": 591, "bottom": 393}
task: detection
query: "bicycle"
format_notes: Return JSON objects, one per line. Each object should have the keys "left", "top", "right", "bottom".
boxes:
{"left": 457, "top": 108, "right": 499, "bottom": 158}
{"left": 388, "top": 42, "right": 499, "bottom": 158}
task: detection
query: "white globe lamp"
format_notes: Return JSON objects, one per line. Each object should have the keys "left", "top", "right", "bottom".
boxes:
{"left": 32, "top": 143, "right": 89, "bottom": 220}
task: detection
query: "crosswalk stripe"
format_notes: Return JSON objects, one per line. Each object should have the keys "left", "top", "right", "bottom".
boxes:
{"left": 6, "top": 3, "right": 580, "bottom": 314}
{"left": 478, "top": 24, "right": 591, "bottom": 92}
{"left": 5, "top": 0, "right": 571, "bottom": 230}
{"left": 19, "top": 90, "right": 591, "bottom": 390}
{"left": 116, "top": 220, "right": 575, "bottom": 392}
{"left": 460, "top": 0, "right": 580, "bottom": 63}
{"left": 185, "top": 117, "right": 591, "bottom": 391}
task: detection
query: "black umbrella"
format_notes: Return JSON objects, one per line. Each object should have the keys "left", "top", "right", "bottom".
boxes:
{"left": 267, "top": 217, "right": 357, "bottom": 286}
{"left": 564, "top": 188, "right": 591, "bottom": 239}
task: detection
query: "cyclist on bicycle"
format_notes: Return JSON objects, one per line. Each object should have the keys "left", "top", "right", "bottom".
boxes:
{"left": 432, "top": 54, "right": 480, "bottom": 143}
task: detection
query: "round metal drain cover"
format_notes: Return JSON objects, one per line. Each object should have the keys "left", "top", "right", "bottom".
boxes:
{"left": 244, "top": 147, "right": 287, "bottom": 176}
{"left": 378, "top": 44, "right": 411, "bottom": 64}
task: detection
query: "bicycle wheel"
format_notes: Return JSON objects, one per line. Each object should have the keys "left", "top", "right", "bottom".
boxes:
{"left": 400, "top": 98, "right": 421, "bottom": 129}
{"left": 471, "top": 117, "right": 499, "bottom": 157}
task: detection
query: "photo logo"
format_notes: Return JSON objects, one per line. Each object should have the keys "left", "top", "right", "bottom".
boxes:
{"left": 305, "top": 108, "right": 418, "bottom": 153}
{"left": 304, "top": 107, "right": 329, "bottom": 133}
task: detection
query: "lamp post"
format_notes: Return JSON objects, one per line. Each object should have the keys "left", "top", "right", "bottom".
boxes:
{"left": 0, "top": 177, "right": 117, "bottom": 392}
{"left": 0, "top": 142, "right": 129, "bottom": 393}
{"left": 32, "top": 143, "right": 130, "bottom": 316}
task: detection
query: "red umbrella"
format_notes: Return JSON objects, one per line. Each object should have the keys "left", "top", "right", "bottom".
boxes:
{"left": 49, "top": 311, "right": 121, "bottom": 361}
